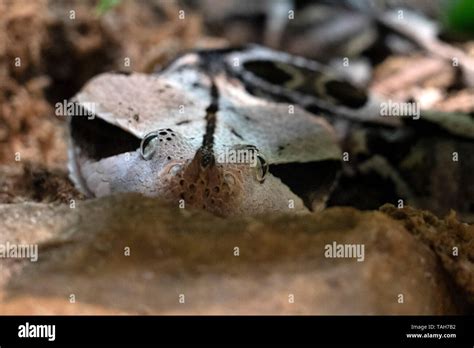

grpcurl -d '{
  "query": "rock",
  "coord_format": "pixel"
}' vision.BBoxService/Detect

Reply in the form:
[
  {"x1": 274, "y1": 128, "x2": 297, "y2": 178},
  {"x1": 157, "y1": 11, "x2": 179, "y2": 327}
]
[{"x1": 0, "y1": 194, "x2": 466, "y2": 314}]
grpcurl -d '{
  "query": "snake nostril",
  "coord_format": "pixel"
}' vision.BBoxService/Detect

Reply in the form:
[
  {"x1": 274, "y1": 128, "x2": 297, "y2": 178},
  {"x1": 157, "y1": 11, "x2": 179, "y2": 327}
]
[
  {"x1": 140, "y1": 131, "x2": 159, "y2": 160},
  {"x1": 224, "y1": 173, "x2": 236, "y2": 185},
  {"x1": 213, "y1": 186, "x2": 220, "y2": 193},
  {"x1": 168, "y1": 164, "x2": 182, "y2": 175}
]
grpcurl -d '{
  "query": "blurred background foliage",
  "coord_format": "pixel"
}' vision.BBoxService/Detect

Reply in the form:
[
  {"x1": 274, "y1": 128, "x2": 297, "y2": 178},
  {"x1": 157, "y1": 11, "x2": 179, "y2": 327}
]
[{"x1": 444, "y1": 0, "x2": 474, "y2": 37}]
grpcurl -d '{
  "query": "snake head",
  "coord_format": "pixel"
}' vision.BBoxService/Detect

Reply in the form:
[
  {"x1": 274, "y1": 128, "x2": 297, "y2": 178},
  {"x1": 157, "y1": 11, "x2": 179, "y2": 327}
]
[{"x1": 68, "y1": 52, "x2": 341, "y2": 216}]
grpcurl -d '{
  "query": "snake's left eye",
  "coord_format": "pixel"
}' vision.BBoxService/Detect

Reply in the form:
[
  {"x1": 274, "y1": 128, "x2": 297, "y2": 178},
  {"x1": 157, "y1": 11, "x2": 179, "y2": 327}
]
[
  {"x1": 239, "y1": 145, "x2": 268, "y2": 183},
  {"x1": 140, "y1": 131, "x2": 159, "y2": 160},
  {"x1": 255, "y1": 152, "x2": 268, "y2": 183}
]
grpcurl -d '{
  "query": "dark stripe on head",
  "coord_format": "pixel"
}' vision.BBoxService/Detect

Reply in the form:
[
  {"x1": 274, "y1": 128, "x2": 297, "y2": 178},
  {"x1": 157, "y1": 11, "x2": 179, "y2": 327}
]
[{"x1": 200, "y1": 79, "x2": 219, "y2": 167}]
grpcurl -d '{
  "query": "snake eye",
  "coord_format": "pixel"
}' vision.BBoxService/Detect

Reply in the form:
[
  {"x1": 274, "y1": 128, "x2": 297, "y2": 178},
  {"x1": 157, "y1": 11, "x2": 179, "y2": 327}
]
[
  {"x1": 255, "y1": 152, "x2": 268, "y2": 183},
  {"x1": 239, "y1": 145, "x2": 268, "y2": 183},
  {"x1": 140, "y1": 131, "x2": 159, "y2": 160}
]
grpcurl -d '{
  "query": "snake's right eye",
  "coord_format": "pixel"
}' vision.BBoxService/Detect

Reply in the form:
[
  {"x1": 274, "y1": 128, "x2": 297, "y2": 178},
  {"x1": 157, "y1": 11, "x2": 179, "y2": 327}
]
[
  {"x1": 140, "y1": 131, "x2": 159, "y2": 160},
  {"x1": 255, "y1": 152, "x2": 269, "y2": 183}
]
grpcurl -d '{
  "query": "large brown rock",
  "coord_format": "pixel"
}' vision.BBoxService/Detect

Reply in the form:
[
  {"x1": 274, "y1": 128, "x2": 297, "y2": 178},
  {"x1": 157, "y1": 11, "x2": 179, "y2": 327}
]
[{"x1": 0, "y1": 194, "x2": 467, "y2": 314}]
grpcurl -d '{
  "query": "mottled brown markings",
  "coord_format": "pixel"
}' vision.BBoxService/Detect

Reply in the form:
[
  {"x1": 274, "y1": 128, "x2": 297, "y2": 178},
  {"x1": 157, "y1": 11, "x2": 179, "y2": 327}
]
[{"x1": 243, "y1": 59, "x2": 368, "y2": 109}]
